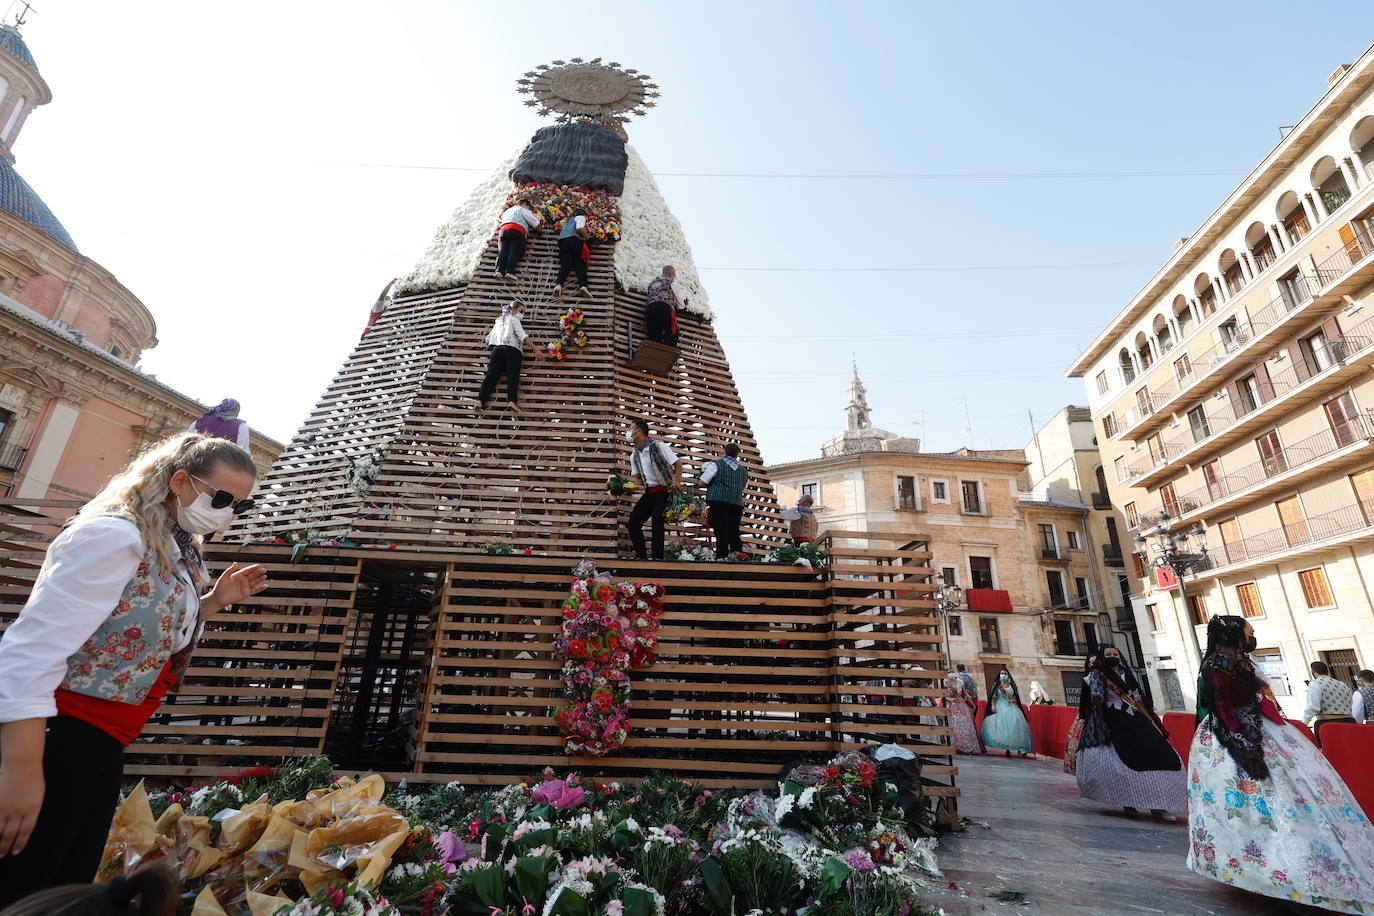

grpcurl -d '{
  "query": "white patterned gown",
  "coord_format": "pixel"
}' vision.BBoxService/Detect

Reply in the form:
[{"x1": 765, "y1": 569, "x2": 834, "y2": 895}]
[{"x1": 1188, "y1": 714, "x2": 1374, "y2": 911}]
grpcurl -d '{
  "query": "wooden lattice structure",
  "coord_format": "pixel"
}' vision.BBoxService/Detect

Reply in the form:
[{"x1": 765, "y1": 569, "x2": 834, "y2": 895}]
[
  {"x1": 0, "y1": 503, "x2": 953, "y2": 796},
  {"x1": 236, "y1": 232, "x2": 785, "y2": 556}
]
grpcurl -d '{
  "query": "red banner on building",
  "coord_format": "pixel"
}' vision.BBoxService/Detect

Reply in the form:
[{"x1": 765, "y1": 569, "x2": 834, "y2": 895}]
[{"x1": 1154, "y1": 565, "x2": 1180, "y2": 591}]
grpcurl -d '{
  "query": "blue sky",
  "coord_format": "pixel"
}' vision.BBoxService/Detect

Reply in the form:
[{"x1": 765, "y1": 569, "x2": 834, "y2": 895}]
[{"x1": 13, "y1": 1, "x2": 1374, "y2": 463}]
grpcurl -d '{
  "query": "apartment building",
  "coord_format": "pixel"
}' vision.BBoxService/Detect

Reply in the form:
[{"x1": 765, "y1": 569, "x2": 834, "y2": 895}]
[
  {"x1": 1022, "y1": 405, "x2": 1142, "y2": 665},
  {"x1": 768, "y1": 371, "x2": 1103, "y2": 702},
  {"x1": 1067, "y1": 50, "x2": 1374, "y2": 716}
]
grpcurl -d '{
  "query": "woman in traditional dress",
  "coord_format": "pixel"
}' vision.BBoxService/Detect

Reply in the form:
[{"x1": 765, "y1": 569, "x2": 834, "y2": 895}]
[
  {"x1": 1076, "y1": 644, "x2": 1186, "y2": 820},
  {"x1": 942, "y1": 672, "x2": 983, "y2": 755},
  {"x1": 1188, "y1": 615, "x2": 1374, "y2": 911},
  {"x1": 0, "y1": 435, "x2": 268, "y2": 906},
  {"x1": 1063, "y1": 652, "x2": 1096, "y2": 776},
  {"x1": 981, "y1": 667, "x2": 1032, "y2": 757},
  {"x1": 1028, "y1": 680, "x2": 1053, "y2": 705}
]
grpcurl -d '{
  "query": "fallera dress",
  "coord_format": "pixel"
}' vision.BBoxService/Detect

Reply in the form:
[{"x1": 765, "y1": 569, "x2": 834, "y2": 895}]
[
  {"x1": 1188, "y1": 692, "x2": 1374, "y2": 911},
  {"x1": 945, "y1": 686, "x2": 984, "y2": 755},
  {"x1": 1075, "y1": 669, "x2": 1187, "y2": 812},
  {"x1": 981, "y1": 685, "x2": 1032, "y2": 753}
]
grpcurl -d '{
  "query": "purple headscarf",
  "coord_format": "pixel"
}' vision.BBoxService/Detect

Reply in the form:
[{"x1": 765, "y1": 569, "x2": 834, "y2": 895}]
[{"x1": 193, "y1": 398, "x2": 244, "y2": 442}]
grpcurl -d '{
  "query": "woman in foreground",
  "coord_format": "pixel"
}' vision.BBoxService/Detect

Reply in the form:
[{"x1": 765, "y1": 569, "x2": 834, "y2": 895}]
[
  {"x1": 1188, "y1": 614, "x2": 1374, "y2": 911},
  {"x1": 0, "y1": 435, "x2": 268, "y2": 906}
]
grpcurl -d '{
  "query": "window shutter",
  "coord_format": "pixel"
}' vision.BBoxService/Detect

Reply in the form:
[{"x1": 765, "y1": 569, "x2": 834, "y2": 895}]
[
  {"x1": 1290, "y1": 335, "x2": 1313, "y2": 382},
  {"x1": 1225, "y1": 381, "x2": 1244, "y2": 419}
]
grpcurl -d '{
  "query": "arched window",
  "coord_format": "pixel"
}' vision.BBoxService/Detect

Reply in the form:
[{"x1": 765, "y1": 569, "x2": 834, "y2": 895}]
[
  {"x1": 1311, "y1": 156, "x2": 1351, "y2": 214},
  {"x1": 1219, "y1": 249, "x2": 1245, "y2": 295},
  {"x1": 0, "y1": 95, "x2": 24, "y2": 143},
  {"x1": 1352, "y1": 116, "x2": 1374, "y2": 179},
  {"x1": 1194, "y1": 273, "x2": 1217, "y2": 316},
  {"x1": 1118, "y1": 347, "x2": 1136, "y2": 385},
  {"x1": 1134, "y1": 331, "x2": 1153, "y2": 370},
  {"x1": 1246, "y1": 221, "x2": 1275, "y2": 272},
  {"x1": 1172, "y1": 294, "x2": 1193, "y2": 336},
  {"x1": 1277, "y1": 190, "x2": 1310, "y2": 245},
  {"x1": 1152, "y1": 313, "x2": 1172, "y2": 353}
]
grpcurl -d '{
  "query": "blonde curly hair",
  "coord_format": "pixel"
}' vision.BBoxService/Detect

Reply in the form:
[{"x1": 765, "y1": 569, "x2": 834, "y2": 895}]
[{"x1": 72, "y1": 433, "x2": 258, "y2": 581}]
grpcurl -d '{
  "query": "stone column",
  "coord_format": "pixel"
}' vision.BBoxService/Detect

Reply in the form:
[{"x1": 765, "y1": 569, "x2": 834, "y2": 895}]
[
  {"x1": 1213, "y1": 278, "x2": 1227, "y2": 305},
  {"x1": 1304, "y1": 192, "x2": 1325, "y2": 223},
  {"x1": 1240, "y1": 253, "x2": 1256, "y2": 280},
  {"x1": 14, "y1": 398, "x2": 81, "y2": 499},
  {"x1": 1268, "y1": 224, "x2": 1287, "y2": 255},
  {"x1": 1340, "y1": 156, "x2": 1361, "y2": 192}
]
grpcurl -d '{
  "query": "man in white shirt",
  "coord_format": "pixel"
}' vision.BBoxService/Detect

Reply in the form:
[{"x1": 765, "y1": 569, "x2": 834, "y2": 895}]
[
  {"x1": 477, "y1": 301, "x2": 544, "y2": 414},
  {"x1": 626, "y1": 418, "x2": 682, "y2": 560},
  {"x1": 1303, "y1": 660, "x2": 1355, "y2": 742},
  {"x1": 495, "y1": 198, "x2": 541, "y2": 278},
  {"x1": 1352, "y1": 669, "x2": 1374, "y2": 723}
]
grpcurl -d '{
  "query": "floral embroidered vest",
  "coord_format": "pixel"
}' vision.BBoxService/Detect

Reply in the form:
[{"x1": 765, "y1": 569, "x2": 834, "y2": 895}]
[{"x1": 59, "y1": 542, "x2": 197, "y2": 705}]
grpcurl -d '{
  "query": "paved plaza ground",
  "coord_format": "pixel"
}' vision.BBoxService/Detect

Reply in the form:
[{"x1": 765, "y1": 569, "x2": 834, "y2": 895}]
[{"x1": 920, "y1": 754, "x2": 1325, "y2": 915}]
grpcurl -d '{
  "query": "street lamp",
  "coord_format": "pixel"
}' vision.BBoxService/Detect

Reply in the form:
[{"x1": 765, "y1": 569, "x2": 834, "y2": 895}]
[
  {"x1": 1134, "y1": 511, "x2": 1209, "y2": 665},
  {"x1": 934, "y1": 574, "x2": 963, "y2": 668}
]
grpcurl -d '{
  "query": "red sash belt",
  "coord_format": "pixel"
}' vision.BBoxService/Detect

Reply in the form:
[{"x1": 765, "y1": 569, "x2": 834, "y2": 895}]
[
  {"x1": 500, "y1": 222, "x2": 527, "y2": 235},
  {"x1": 645, "y1": 485, "x2": 668, "y2": 494},
  {"x1": 55, "y1": 658, "x2": 177, "y2": 746}
]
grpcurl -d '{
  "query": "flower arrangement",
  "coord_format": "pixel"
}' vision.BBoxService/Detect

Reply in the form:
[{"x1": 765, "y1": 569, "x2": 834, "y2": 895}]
[
  {"x1": 106, "y1": 757, "x2": 942, "y2": 916},
  {"x1": 605, "y1": 474, "x2": 638, "y2": 498},
  {"x1": 505, "y1": 182, "x2": 622, "y2": 243},
  {"x1": 664, "y1": 490, "x2": 708, "y2": 524},
  {"x1": 551, "y1": 561, "x2": 665, "y2": 757},
  {"x1": 482, "y1": 540, "x2": 516, "y2": 555},
  {"x1": 665, "y1": 536, "x2": 714, "y2": 563},
  {"x1": 347, "y1": 441, "x2": 391, "y2": 498},
  {"x1": 547, "y1": 308, "x2": 589, "y2": 363},
  {"x1": 762, "y1": 540, "x2": 828, "y2": 571}
]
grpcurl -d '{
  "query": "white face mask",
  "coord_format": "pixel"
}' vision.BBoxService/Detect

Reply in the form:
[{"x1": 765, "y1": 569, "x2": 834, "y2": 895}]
[
  {"x1": 175, "y1": 481, "x2": 236, "y2": 535},
  {"x1": 626, "y1": 430, "x2": 637, "y2": 444}
]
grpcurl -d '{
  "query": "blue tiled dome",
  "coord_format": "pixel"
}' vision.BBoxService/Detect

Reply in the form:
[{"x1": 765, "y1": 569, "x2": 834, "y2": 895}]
[
  {"x1": 0, "y1": 157, "x2": 75, "y2": 251},
  {"x1": 0, "y1": 27, "x2": 38, "y2": 78}
]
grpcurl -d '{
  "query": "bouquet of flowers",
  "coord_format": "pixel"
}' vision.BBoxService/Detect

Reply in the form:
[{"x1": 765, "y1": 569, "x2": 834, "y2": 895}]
[
  {"x1": 547, "y1": 308, "x2": 590, "y2": 362},
  {"x1": 664, "y1": 537, "x2": 714, "y2": 563},
  {"x1": 505, "y1": 182, "x2": 622, "y2": 243},
  {"x1": 663, "y1": 490, "x2": 708, "y2": 524},
  {"x1": 763, "y1": 540, "x2": 828, "y2": 571},
  {"x1": 274, "y1": 881, "x2": 400, "y2": 916},
  {"x1": 605, "y1": 474, "x2": 638, "y2": 498},
  {"x1": 551, "y1": 562, "x2": 664, "y2": 757},
  {"x1": 547, "y1": 340, "x2": 567, "y2": 360},
  {"x1": 481, "y1": 540, "x2": 515, "y2": 555}
]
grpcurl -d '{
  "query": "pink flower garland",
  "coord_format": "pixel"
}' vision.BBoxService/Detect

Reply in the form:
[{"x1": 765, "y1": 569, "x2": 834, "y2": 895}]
[{"x1": 552, "y1": 562, "x2": 665, "y2": 756}]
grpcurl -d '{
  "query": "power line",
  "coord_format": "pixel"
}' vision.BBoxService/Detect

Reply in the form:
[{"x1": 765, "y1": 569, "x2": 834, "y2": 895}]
[
  {"x1": 698, "y1": 261, "x2": 1154, "y2": 272},
  {"x1": 328, "y1": 161, "x2": 1245, "y2": 181},
  {"x1": 721, "y1": 327, "x2": 1096, "y2": 341}
]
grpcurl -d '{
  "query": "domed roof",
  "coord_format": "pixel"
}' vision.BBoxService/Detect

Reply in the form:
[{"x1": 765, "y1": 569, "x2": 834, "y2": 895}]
[
  {"x1": 0, "y1": 157, "x2": 76, "y2": 251},
  {"x1": 0, "y1": 26, "x2": 39, "y2": 78}
]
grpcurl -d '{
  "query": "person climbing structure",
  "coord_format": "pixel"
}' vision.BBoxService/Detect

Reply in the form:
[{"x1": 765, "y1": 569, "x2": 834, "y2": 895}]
[
  {"x1": 644, "y1": 265, "x2": 684, "y2": 345},
  {"x1": 477, "y1": 301, "x2": 544, "y2": 415},
  {"x1": 495, "y1": 197, "x2": 541, "y2": 278},
  {"x1": 555, "y1": 208, "x2": 592, "y2": 300}
]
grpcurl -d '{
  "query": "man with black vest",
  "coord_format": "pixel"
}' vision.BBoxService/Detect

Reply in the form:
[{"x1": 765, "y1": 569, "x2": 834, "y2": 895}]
[
  {"x1": 699, "y1": 443, "x2": 749, "y2": 558},
  {"x1": 626, "y1": 418, "x2": 682, "y2": 560}
]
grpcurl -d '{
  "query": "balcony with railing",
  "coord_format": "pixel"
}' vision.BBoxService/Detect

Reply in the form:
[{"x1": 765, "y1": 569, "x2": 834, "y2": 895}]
[
  {"x1": 1124, "y1": 326, "x2": 1374, "y2": 488},
  {"x1": 1109, "y1": 274, "x2": 1318, "y2": 442},
  {"x1": 1091, "y1": 491, "x2": 1111, "y2": 509},
  {"x1": 1161, "y1": 415, "x2": 1374, "y2": 526},
  {"x1": 1102, "y1": 543, "x2": 1124, "y2": 566},
  {"x1": 0, "y1": 442, "x2": 26, "y2": 472},
  {"x1": 1201, "y1": 498, "x2": 1374, "y2": 577}
]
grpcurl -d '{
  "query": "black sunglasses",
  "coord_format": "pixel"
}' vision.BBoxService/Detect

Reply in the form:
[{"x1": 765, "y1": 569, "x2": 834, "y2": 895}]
[{"x1": 190, "y1": 474, "x2": 257, "y2": 515}]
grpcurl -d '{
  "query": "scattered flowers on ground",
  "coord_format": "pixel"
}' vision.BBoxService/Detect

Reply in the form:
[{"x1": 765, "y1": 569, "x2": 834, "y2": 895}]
[{"x1": 106, "y1": 754, "x2": 942, "y2": 916}]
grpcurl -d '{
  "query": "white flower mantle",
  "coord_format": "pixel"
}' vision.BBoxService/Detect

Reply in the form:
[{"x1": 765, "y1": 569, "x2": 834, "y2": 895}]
[{"x1": 397, "y1": 147, "x2": 712, "y2": 319}]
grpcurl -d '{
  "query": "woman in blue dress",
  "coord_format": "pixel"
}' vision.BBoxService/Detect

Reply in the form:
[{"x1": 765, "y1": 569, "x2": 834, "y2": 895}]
[{"x1": 981, "y1": 667, "x2": 1033, "y2": 757}]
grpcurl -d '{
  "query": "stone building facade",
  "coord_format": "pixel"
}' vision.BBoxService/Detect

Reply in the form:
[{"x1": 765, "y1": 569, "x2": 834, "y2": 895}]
[
  {"x1": 769, "y1": 371, "x2": 1104, "y2": 703},
  {"x1": 1067, "y1": 48, "x2": 1374, "y2": 716},
  {"x1": 0, "y1": 24, "x2": 279, "y2": 504}
]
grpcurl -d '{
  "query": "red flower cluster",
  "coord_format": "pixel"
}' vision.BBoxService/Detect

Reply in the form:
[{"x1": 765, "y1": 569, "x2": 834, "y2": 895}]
[{"x1": 551, "y1": 562, "x2": 666, "y2": 756}]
